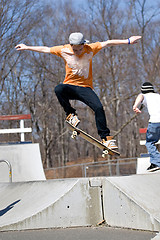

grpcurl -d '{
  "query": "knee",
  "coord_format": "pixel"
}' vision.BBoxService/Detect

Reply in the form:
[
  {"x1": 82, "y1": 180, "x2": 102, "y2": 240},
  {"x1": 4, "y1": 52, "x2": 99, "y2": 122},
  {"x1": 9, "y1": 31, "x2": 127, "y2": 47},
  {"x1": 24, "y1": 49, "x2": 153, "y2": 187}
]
[
  {"x1": 95, "y1": 105, "x2": 104, "y2": 114},
  {"x1": 54, "y1": 84, "x2": 64, "y2": 96}
]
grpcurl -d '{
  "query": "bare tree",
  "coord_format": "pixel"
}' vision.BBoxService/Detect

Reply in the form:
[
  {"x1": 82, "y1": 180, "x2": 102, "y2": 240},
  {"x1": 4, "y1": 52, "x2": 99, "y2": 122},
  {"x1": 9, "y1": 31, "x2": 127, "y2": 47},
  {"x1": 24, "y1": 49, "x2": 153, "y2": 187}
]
[{"x1": 1, "y1": 0, "x2": 160, "y2": 168}]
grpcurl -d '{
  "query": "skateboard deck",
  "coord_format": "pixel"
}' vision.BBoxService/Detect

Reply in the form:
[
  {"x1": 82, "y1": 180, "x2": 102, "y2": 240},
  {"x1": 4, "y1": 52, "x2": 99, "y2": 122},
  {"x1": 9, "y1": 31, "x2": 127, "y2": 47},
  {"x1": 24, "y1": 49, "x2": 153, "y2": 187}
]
[{"x1": 66, "y1": 120, "x2": 120, "y2": 157}]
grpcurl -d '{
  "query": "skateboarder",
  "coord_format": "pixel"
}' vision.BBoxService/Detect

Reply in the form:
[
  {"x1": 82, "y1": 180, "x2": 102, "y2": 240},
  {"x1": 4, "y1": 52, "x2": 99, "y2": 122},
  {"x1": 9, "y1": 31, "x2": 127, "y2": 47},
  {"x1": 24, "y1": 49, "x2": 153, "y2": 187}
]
[
  {"x1": 133, "y1": 82, "x2": 160, "y2": 172},
  {"x1": 15, "y1": 32, "x2": 141, "y2": 150}
]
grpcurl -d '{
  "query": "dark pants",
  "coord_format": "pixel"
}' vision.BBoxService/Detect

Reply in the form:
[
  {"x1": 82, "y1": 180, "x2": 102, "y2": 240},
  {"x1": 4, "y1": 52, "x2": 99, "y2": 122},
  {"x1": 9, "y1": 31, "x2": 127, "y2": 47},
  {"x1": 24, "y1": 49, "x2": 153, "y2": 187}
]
[{"x1": 54, "y1": 84, "x2": 110, "y2": 139}]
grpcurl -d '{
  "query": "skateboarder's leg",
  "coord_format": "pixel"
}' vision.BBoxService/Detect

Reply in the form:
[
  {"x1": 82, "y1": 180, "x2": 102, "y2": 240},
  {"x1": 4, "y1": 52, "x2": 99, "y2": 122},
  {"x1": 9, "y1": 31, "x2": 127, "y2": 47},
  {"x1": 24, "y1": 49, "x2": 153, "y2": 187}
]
[
  {"x1": 54, "y1": 84, "x2": 76, "y2": 115},
  {"x1": 54, "y1": 84, "x2": 80, "y2": 126},
  {"x1": 75, "y1": 87, "x2": 110, "y2": 138},
  {"x1": 74, "y1": 87, "x2": 118, "y2": 149},
  {"x1": 146, "y1": 123, "x2": 160, "y2": 170}
]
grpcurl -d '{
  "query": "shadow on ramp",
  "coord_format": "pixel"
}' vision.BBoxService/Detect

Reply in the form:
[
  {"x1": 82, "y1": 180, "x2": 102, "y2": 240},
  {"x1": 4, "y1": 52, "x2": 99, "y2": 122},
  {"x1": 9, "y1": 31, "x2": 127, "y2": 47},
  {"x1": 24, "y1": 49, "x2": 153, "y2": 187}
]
[{"x1": 0, "y1": 200, "x2": 21, "y2": 216}]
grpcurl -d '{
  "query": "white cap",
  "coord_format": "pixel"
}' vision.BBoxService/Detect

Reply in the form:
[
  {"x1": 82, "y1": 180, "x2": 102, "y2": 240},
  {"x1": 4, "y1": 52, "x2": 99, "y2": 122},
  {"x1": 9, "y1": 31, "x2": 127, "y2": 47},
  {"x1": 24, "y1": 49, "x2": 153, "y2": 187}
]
[{"x1": 69, "y1": 32, "x2": 89, "y2": 45}]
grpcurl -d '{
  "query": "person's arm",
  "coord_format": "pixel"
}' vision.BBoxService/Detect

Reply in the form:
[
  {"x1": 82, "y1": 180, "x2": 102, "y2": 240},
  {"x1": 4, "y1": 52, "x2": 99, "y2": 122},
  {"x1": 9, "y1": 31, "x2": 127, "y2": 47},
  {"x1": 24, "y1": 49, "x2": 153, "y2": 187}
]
[
  {"x1": 15, "y1": 43, "x2": 51, "y2": 53},
  {"x1": 133, "y1": 93, "x2": 144, "y2": 113},
  {"x1": 100, "y1": 36, "x2": 141, "y2": 48}
]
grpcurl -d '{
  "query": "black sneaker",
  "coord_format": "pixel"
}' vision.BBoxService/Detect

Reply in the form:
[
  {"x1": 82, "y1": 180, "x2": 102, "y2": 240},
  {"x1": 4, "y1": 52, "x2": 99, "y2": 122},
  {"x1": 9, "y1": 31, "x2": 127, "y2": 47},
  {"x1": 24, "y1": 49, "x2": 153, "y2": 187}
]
[{"x1": 147, "y1": 163, "x2": 160, "y2": 172}]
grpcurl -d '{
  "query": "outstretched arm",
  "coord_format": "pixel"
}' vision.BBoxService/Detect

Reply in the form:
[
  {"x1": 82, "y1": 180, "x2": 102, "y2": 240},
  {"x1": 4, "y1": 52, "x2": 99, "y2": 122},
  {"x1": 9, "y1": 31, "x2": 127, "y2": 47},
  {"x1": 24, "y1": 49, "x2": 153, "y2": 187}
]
[
  {"x1": 133, "y1": 93, "x2": 144, "y2": 113},
  {"x1": 100, "y1": 36, "x2": 141, "y2": 48},
  {"x1": 15, "y1": 44, "x2": 51, "y2": 53}
]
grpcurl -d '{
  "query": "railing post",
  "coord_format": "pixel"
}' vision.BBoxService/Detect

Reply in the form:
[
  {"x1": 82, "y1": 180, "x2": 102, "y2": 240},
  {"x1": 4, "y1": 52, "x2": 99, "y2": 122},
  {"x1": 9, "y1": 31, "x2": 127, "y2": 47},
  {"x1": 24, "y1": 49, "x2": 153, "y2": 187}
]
[
  {"x1": 84, "y1": 165, "x2": 88, "y2": 177},
  {"x1": 20, "y1": 119, "x2": 25, "y2": 142}
]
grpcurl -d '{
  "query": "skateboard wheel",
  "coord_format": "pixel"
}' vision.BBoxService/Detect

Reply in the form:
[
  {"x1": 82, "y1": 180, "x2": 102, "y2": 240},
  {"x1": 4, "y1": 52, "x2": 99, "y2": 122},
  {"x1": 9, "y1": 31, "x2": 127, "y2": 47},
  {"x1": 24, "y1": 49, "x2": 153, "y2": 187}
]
[
  {"x1": 71, "y1": 130, "x2": 77, "y2": 139},
  {"x1": 103, "y1": 149, "x2": 108, "y2": 154},
  {"x1": 102, "y1": 149, "x2": 108, "y2": 157}
]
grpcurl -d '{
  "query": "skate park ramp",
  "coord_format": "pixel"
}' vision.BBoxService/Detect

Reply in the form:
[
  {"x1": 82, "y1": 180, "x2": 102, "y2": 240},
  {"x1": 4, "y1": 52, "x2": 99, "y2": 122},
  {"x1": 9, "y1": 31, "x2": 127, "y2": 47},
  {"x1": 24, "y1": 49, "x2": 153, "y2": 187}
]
[
  {"x1": 0, "y1": 143, "x2": 46, "y2": 182},
  {"x1": 137, "y1": 157, "x2": 150, "y2": 174},
  {"x1": 0, "y1": 174, "x2": 160, "y2": 232},
  {"x1": 103, "y1": 172, "x2": 160, "y2": 231},
  {"x1": 0, "y1": 178, "x2": 103, "y2": 231}
]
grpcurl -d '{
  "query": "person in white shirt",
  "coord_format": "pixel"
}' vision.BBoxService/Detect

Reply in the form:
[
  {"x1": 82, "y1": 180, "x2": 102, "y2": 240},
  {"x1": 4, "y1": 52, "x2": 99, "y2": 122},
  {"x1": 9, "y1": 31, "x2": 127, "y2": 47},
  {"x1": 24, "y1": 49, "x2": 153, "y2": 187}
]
[{"x1": 133, "y1": 82, "x2": 160, "y2": 172}]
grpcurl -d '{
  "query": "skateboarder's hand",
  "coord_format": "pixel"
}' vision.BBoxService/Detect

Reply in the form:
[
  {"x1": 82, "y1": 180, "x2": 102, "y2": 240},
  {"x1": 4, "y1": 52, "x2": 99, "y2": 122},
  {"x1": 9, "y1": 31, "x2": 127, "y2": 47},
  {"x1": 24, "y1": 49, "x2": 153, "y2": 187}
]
[
  {"x1": 129, "y1": 36, "x2": 141, "y2": 44},
  {"x1": 15, "y1": 44, "x2": 28, "y2": 51},
  {"x1": 133, "y1": 106, "x2": 141, "y2": 113}
]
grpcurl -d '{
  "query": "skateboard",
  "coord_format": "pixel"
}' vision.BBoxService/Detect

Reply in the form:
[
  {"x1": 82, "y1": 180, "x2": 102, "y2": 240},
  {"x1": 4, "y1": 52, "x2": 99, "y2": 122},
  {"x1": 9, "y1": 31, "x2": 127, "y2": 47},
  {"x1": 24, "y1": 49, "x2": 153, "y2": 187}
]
[{"x1": 66, "y1": 120, "x2": 120, "y2": 157}]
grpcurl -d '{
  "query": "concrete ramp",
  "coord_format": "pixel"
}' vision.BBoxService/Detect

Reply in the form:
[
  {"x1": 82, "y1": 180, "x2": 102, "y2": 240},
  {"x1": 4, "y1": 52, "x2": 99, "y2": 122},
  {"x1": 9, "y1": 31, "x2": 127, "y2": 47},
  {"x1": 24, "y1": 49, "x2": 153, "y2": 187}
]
[
  {"x1": 0, "y1": 174, "x2": 160, "y2": 232},
  {"x1": 0, "y1": 178, "x2": 103, "y2": 231},
  {"x1": 0, "y1": 143, "x2": 46, "y2": 182},
  {"x1": 137, "y1": 157, "x2": 150, "y2": 174},
  {"x1": 103, "y1": 172, "x2": 160, "y2": 231}
]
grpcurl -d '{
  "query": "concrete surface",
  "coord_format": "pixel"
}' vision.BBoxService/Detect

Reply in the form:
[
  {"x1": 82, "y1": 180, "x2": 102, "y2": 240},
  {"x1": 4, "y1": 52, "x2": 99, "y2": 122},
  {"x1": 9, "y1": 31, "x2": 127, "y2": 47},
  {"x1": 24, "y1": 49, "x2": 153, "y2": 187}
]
[
  {"x1": 0, "y1": 227, "x2": 156, "y2": 240},
  {"x1": 0, "y1": 143, "x2": 46, "y2": 182},
  {"x1": 103, "y1": 172, "x2": 160, "y2": 231},
  {"x1": 0, "y1": 143, "x2": 160, "y2": 234},
  {"x1": 0, "y1": 174, "x2": 160, "y2": 232},
  {"x1": 152, "y1": 232, "x2": 160, "y2": 239},
  {"x1": 0, "y1": 178, "x2": 103, "y2": 231}
]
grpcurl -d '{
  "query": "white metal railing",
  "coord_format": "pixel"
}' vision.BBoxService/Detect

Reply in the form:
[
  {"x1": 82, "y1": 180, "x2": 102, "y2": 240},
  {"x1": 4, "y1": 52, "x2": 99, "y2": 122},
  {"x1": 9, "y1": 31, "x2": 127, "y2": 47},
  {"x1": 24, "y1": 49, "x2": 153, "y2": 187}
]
[
  {"x1": 0, "y1": 114, "x2": 32, "y2": 142},
  {"x1": 0, "y1": 160, "x2": 12, "y2": 182}
]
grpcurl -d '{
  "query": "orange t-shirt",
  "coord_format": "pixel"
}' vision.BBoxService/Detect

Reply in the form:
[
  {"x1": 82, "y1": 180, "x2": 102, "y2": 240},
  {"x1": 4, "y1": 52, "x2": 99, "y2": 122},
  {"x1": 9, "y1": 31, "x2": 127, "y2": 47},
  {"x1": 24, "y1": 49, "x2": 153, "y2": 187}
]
[{"x1": 50, "y1": 42, "x2": 102, "y2": 89}]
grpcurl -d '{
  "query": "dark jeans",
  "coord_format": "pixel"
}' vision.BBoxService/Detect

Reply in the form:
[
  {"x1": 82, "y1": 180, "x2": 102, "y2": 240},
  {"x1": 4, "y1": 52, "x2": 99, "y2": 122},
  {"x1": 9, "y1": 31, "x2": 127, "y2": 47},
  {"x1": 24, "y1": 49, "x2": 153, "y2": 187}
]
[{"x1": 54, "y1": 84, "x2": 110, "y2": 139}]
